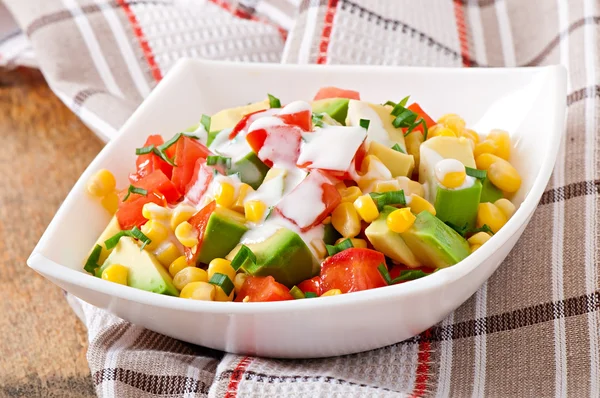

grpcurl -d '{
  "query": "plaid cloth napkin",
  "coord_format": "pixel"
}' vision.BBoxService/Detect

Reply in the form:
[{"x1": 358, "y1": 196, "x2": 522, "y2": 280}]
[{"x1": 5, "y1": 0, "x2": 600, "y2": 396}]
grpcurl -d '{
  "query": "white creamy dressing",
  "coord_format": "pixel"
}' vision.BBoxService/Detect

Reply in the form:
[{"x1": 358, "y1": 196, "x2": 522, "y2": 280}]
[
  {"x1": 196, "y1": 173, "x2": 243, "y2": 209},
  {"x1": 190, "y1": 123, "x2": 209, "y2": 146},
  {"x1": 346, "y1": 100, "x2": 391, "y2": 146},
  {"x1": 276, "y1": 172, "x2": 327, "y2": 229},
  {"x1": 296, "y1": 125, "x2": 366, "y2": 171},
  {"x1": 257, "y1": 126, "x2": 301, "y2": 165},
  {"x1": 208, "y1": 127, "x2": 232, "y2": 150},
  {"x1": 245, "y1": 173, "x2": 286, "y2": 208},
  {"x1": 248, "y1": 116, "x2": 286, "y2": 133},
  {"x1": 279, "y1": 100, "x2": 311, "y2": 115}
]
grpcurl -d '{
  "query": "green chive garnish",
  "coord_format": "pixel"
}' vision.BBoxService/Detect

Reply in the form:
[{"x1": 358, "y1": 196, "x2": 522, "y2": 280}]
[
  {"x1": 465, "y1": 167, "x2": 487, "y2": 179},
  {"x1": 122, "y1": 185, "x2": 148, "y2": 201},
  {"x1": 84, "y1": 244, "x2": 102, "y2": 274},
  {"x1": 230, "y1": 245, "x2": 257, "y2": 271},
  {"x1": 391, "y1": 143, "x2": 405, "y2": 153},
  {"x1": 268, "y1": 94, "x2": 281, "y2": 108},
  {"x1": 312, "y1": 113, "x2": 324, "y2": 128},
  {"x1": 378, "y1": 263, "x2": 392, "y2": 285},
  {"x1": 378, "y1": 263, "x2": 429, "y2": 285},
  {"x1": 104, "y1": 227, "x2": 152, "y2": 251},
  {"x1": 469, "y1": 224, "x2": 494, "y2": 235},
  {"x1": 206, "y1": 155, "x2": 232, "y2": 169},
  {"x1": 359, "y1": 119, "x2": 370, "y2": 130},
  {"x1": 289, "y1": 286, "x2": 306, "y2": 299},
  {"x1": 369, "y1": 190, "x2": 406, "y2": 211},
  {"x1": 325, "y1": 238, "x2": 354, "y2": 257},
  {"x1": 304, "y1": 292, "x2": 318, "y2": 298},
  {"x1": 135, "y1": 145, "x2": 154, "y2": 155},
  {"x1": 209, "y1": 273, "x2": 234, "y2": 296},
  {"x1": 200, "y1": 114, "x2": 211, "y2": 132}
]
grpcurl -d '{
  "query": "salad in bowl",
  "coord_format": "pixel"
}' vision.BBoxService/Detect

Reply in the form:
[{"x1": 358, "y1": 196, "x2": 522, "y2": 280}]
[{"x1": 83, "y1": 86, "x2": 522, "y2": 304}]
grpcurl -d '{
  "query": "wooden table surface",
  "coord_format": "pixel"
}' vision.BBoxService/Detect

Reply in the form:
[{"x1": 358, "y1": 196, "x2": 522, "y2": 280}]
[{"x1": 0, "y1": 68, "x2": 100, "y2": 397}]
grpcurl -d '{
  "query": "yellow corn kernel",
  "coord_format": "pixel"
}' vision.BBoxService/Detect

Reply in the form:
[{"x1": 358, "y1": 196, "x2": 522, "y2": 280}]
[
  {"x1": 335, "y1": 237, "x2": 368, "y2": 249},
  {"x1": 142, "y1": 202, "x2": 171, "y2": 220},
  {"x1": 387, "y1": 208, "x2": 416, "y2": 233},
  {"x1": 488, "y1": 129, "x2": 511, "y2": 160},
  {"x1": 474, "y1": 140, "x2": 498, "y2": 158},
  {"x1": 321, "y1": 289, "x2": 342, "y2": 297},
  {"x1": 322, "y1": 216, "x2": 332, "y2": 224},
  {"x1": 488, "y1": 161, "x2": 521, "y2": 193},
  {"x1": 475, "y1": 153, "x2": 504, "y2": 171},
  {"x1": 140, "y1": 220, "x2": 169, "y2": 250},
  {"x1": 174, "y1": 221, "x2": 199, "y2": 248},
  {"x1": 173, "y1": 266, "x2": 209, "y2": 291},
  {"x1": 207, "y1": 258, "x2": 236, "y2": 282},
  {"x1": 213, "y1": 285, "x2": 234, "y2": 302},
  {"x1": 244, "y1": 200, "x2": 267, "y2": 223},
  {"x1": 101, "y1": 264, "x2": 128, "y2": 285},
  {"x1": 438, "y1": 170, "x2": 466, "y2": 189},
  {"x1": 170, "y1": 204, "x2": 197, "y2": 230},
  {"x1": 470, "y1": 244, "x2": 482, "y2": 253},
  {"x1": 477, "y1": 203, "x2": 508, "y2": 234},
  {"x1": 331, "y1": 202, "x2": 361, "y2": 238},
  {"x1": 101, "y1": 191, "x2": 119, "y2": 214},
  {"x1": 310, "y1": 239, "x2": 328, "y2": 259},
  {"x1": 168, "y1": 256, "x2": 189, "y2": 277},
  {"x1": 86, "y1": 169, "x2": 116, "y2": 198},
  {"x1": 409, "y1": 194, "x2": 436, "y2": 216},
  {"x1": 437, "y1": 113, "x2": 460, "y2": 125},
  {"x1": 396, "y1": 177, "x2": 425, "y2": 197},
  {"x1": 180, "y1": 281, "x2": 215, "y2": 301},
  {"x1": 215, "y1": 182, "x2": 236, "y2": 208},
  {"x1": 429, "y1": 124, "x2": 457, "y2": 138},
  {"x1": 233, "y1": 273, "x2": 248, "y2": 294},
  {"x1": 232, "y1": 183, "x2": 254, "y2": 213},
  {"x1": 154, "y1": 242, "x2": 181, "y2": 267},
  {"x1": 461, "y1": 128, "x2": 480, "y2": 144},
  {"x1": 338, "y1": 186, "x2": 363, "y2": 203},
  {"x1": 494, "y1": 198, "x2": 516, "y2": 219},
  {"x1": 440, "y1": 114, "x2": 466, "y2": 134},
  {"x1": 353, "y1": 194, "x2": 379, "y2": 222},
  {"x1": 468, "y1": 232, "x2": 492, "y2": 246}
]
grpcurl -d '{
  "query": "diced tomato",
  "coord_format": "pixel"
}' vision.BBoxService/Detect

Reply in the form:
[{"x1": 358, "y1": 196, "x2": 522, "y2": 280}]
[
  {"x1": 116, "y1": 191, "x2": 166, "y2": 230},
  {"x1": 407, "y1": 103, "x2": 436, "y2": 133},
  {"x1": 184, "y1": 201, "x2": 216, "y2": 265},
  {"x1": 246, "y1": 125, "x2": 303, "y2": 168},
  {"x1": 128, "y1": 170, "x2": 181, "y2": 204},
  {"x1": 229, "y1": 109, "x2": 269, "y2": 140},
  {"x1": 185, "y1": 159, "x2": 214, "y2": 205},
  {"x1": 130, "y1": 135, "x2": 174, "y2": 181},
  {"x1": 171, "y1": 137, "x2": 212, "y2": 194},
  {"x1": 320, "y1": 248, "x2": 387, "y2": 293},
  {"x1": 297, "y1": 276, "x2": 322, "y2": 296},
  {"x1": 235, "y1": 276, "x2": 294, "y2": 302},
  {"x1": 314, "y1": 87, "x2": 360, "y2": 101},
  {"x1": 276, "y1": 170, "x2": 341, "y2": 231},
  {"x1": 278, "y1": 109, "x2": 312, "y2": 131}
]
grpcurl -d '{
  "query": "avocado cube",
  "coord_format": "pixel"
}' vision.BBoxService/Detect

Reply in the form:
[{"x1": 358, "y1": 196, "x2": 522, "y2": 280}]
[
  {"x1": 197, "y1": 207, "x2": 248, "y2": 265},
  {"x1": 228, "y1": 152, "x2": 270, "y2": 190},
  {"x1": 434, "y1": 179, "x2": 482, "y2": 230},
  {"x1": 311, "y1": 98, "x2": 349, "y2": 125},
  {"x1": 367, "y1": 141, "x2": 415, "y2": 177}
]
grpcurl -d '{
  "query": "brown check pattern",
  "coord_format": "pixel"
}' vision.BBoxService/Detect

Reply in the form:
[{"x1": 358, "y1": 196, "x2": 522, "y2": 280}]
[{"x1": 4, "y1": 0, "x2": 600, "y2": 396}]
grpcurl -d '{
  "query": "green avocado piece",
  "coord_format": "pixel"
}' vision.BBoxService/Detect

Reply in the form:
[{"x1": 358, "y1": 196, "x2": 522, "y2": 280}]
[
  {"x1": 98, "y1": 237, "x2": 179, "y2": 296},
  {"x1": 228, "y1": 152, "x2": 270, "y2": 190},
  {"x1": 311, "y1": 98, "x2": 350, "y2": 125},
  {"x1": 399, "y1": 211, "x2": 470, "y2": 269},
  {"x1": 365, "y1": 208, "x2": 421, "y2": 267},
  {"x1": 480, "y1": 177, "x2": 503, "y2": 203},
  {"x1": 434, "y1": 179, "x2": 482, "y2": 230},
  {"x1": 323, "y1": 223, "x2": 341, "y2": 245},
  {"x1": 227, "y1": 227, "x2": 319, "y2": 288},
  {"x1": 197, "y1": 207, "x2": 248, "y2": 265}
]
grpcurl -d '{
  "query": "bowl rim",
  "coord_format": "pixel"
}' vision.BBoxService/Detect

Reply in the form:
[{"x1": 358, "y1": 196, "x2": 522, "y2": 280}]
[{"x1": 28, "y1": 59, "x2": 567, "y2": 314}]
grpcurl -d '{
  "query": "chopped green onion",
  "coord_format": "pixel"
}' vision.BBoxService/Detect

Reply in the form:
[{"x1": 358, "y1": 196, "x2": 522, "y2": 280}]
[
  {"x1": 209, "y1": 273, "x2": 234, "y2": 296},
  {"x1": 392, "y1": 109, "x2": 418, "y2": 128},
  {"x1": 268, "y1": 94, "x2": 281, "y2": 108},
  {"x1": 382, "y1": 100, "x2": 397, "y2": 107},
  {"x1": 265, "y1": 206, "x2": 275, "y2": 220},
  {"x1": 398, "y1": 96, "x2": 410, "y2": 108},
  {"x1": 325, "y1": 238, "x2": 354, "y2": 257},
  {"x1": 152, "y1": 146, "x2": 177, "y2": 166},
  {"x1": 160, "y1": 133, "x2": 183, "y2": 152},
  {"x1": 469, "y1": 224, "x2": 494, "y2": 235},
  {"x1": 289, "y1": 286, "x2": 306, "y2": 299},
  {"x1": 230, "y1": 245, "x2": 257, "y2": 271},
  {"x1": 391, "y1": 143, "x2": 405, "y2": 154},
  {"x1": 390, "y1": 96, "x2": 411, "y2": 117},
  {"x1": 104, "y1": 227, "x2": 152, "y2": 250},
  {"x1": 378, "y1": 264, "x2": 392, "y2": 285},
  {"x1": 84, "y1": 244, "x2": 103, "y2": 274},
  {"x1": 206, "y1": 155, "x2": 232, "y2": 169},
  {"x1": 359, "y1": 119, "x2": 370, "y2": 130},
  {"x1": 465, "y1": 167, "x2": 487, "y2": 179},
  {"x1": 122, "y1": 185, "x2": 148, "y2": 201},
  {"x1": 305, "y1": 292, "x2": 318, "y2": 298},
  {"x1": 391, "y1": 270, "x2": 429, "y2": 283},
  {"x1": 445, "y1": 221, "x2": 469, "y2": 237},
  {"x1": 369, "y1": 190, "x2": 406, "y2": 211},
  {"x1": 135, "y1": 145, "x2": 155, "y2": 155},
  {"x1": 312, "y1": 113, "x2": 324, "y2": 128},
  {"x1": 200, "y1": 114, "x2": 211, "y2": 132}
]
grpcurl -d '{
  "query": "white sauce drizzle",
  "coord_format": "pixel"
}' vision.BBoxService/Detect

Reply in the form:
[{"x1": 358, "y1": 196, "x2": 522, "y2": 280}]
[
  {"x1": 248, "y1": 116, "x2": 286, "y2": 133},
  {"x1": 276, "y1": 173, "x2": 327, "y2": 229},
  {"x1": 279, "y1": 100, "x2": 311, "y2": 115},
  {"x1": 346, "y1": 100, "x2": 390, "y2": 146},
  {"x1": 190, "y1": 123, "x2": 209, "y2": 146},
  {"x1": 296, "y1": 126, "x2": 366, "y2": 171}
]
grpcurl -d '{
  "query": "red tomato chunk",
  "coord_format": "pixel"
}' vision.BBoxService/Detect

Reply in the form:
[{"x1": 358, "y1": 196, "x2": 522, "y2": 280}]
[
  {"x1": 320, "y1": 248, "x2": 387, "y2": 293},
  {"x1": 235, "y1": 276, "x2": 294, "y2": 302}
]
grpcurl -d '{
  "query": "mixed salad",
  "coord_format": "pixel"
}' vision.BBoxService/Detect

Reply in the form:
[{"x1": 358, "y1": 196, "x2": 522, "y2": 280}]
[{"x1": 84, "y1": 87, "x2": 522, "y2": 302}]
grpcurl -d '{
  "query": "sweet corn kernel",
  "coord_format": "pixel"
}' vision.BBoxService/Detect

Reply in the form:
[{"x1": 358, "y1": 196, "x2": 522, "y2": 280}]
[
  {"x1": 488, "y1": 161, "x2": 521, "y2": 193},
  {"x1": 477, "y1": 203, "x2": 508, "y2": 234},
  {"x1": 335, "y1": 237, "x2": 367, "y2": 248},
  {"x1": 154, "y1": 242, "x2": 181, "y2": 267},
  {"x1": 86, "y1": 169, "x2": 116, "y2": 198},
  {"x1": 232, "y1": 183, "x2": 254, "y2": 213},
  {"x1": 215, "y1": 182, "x2": 236, "y2": 208},
  {"x1": 170, "y1": 204, "x2": 197, "y2": 230},
  {"x1": 321, "y1": 289, "x2": 342, "y2": 297},
  {"x1": 396, "y1": 177, "x2": 425, "y2": 197},
  {"x1": 409, "y1": 194, "x2": 436, "y2": 216},
  {"x1": 461, "y1": 128, "x2": 480, "y2": 144},
  {"x1": 174, "y1": 221, "x2": 199, "y2": 248},
  {"x1": 494, "y1": 198, "x2": 516, "y2": 219},
  {"x1": 142, "y1": 202, "x2": 171, "y2": 220},
  {"x1": 169, "y1": 256, "x2": 189, "y2": 277},
  {"x1": 101, "y1": 264, "x2": 128, "y2": 285},
  {"x1": 244, "y1": 200, "x2": 267, "y2": 223},
  {"x1": 173, "y1": 266, "x2": 208, "y2": 291},
  {"x1": 310, "y1": 239, "x2": 328, "y2": 259},
  {"x1": 468, "y1": 232, "x2": 492, "y2": 246},
  {"x1": 437, "y1": 113, "x2": 460, "y2": 125},
  {"x1": 338, "y1": 186, "x2": 363, "y2": 203},
  {"x1": 429, "y1": 124, "x2": 456, "y2": 138},
  {"x1": 440, "y1": 114, "x2": 466, "y2": 134},
  {"x1": 180, "y1": 281, "x2": 215, "y2": 301},
  {"x1": 474, "y1": 140, "x2": 498, "y2": 158},
  {"x1": 101, "y1": 191, "x2": 119, "y2": 214},
  {"x1": 353, "y1": 194, "x2": 379, "y2": 222},
  {"x1": 207, "y1": 258, "x2": 236, "y2": 282},
  {"x1": 470, "y1": 244, "x2": 482, "y2": 253},
  {"x1": 214, "y1": 285, "x2": 234, "y2": 302},
  {"x1": 387, "y1": 208, "x2": 416, "y2": 233},
  {"x1": 488, "y1": 129, "x2": 511, "y2": 160},
  {"x1": 140, "y1": 220, "x2": 170, "y2": 250},
  {"x1": 233, "y1": 273, "x2": 248, "y2": 294},
  {"x1": 331, "y1": 202, "x2": 361, "y2": 238},
  {"x1": 475, "y1": 153, "x2": 504, "y2": 171},
  {"x1": 438, "y1": 170, "x2": 466, "y2": 189},
  {"x1": 322, "y1": 216, "x2": 332, "y2": 224}
]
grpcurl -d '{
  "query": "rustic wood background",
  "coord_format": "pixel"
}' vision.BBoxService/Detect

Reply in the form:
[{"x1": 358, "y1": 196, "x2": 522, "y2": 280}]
[{"x1": 0, "y1": 67, "x2": 99, "y2": 397}]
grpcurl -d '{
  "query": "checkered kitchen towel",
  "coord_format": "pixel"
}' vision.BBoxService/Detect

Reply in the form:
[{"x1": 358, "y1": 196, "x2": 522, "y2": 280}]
[{"x1": 4, "y1": 0, "x2": 600, "y2": 396}]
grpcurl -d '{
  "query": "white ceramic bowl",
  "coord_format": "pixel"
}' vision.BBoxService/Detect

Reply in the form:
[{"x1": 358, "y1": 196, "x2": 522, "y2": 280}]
[{"x1": 28, "y1": 60, "x2": 566, "y2": 358}]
